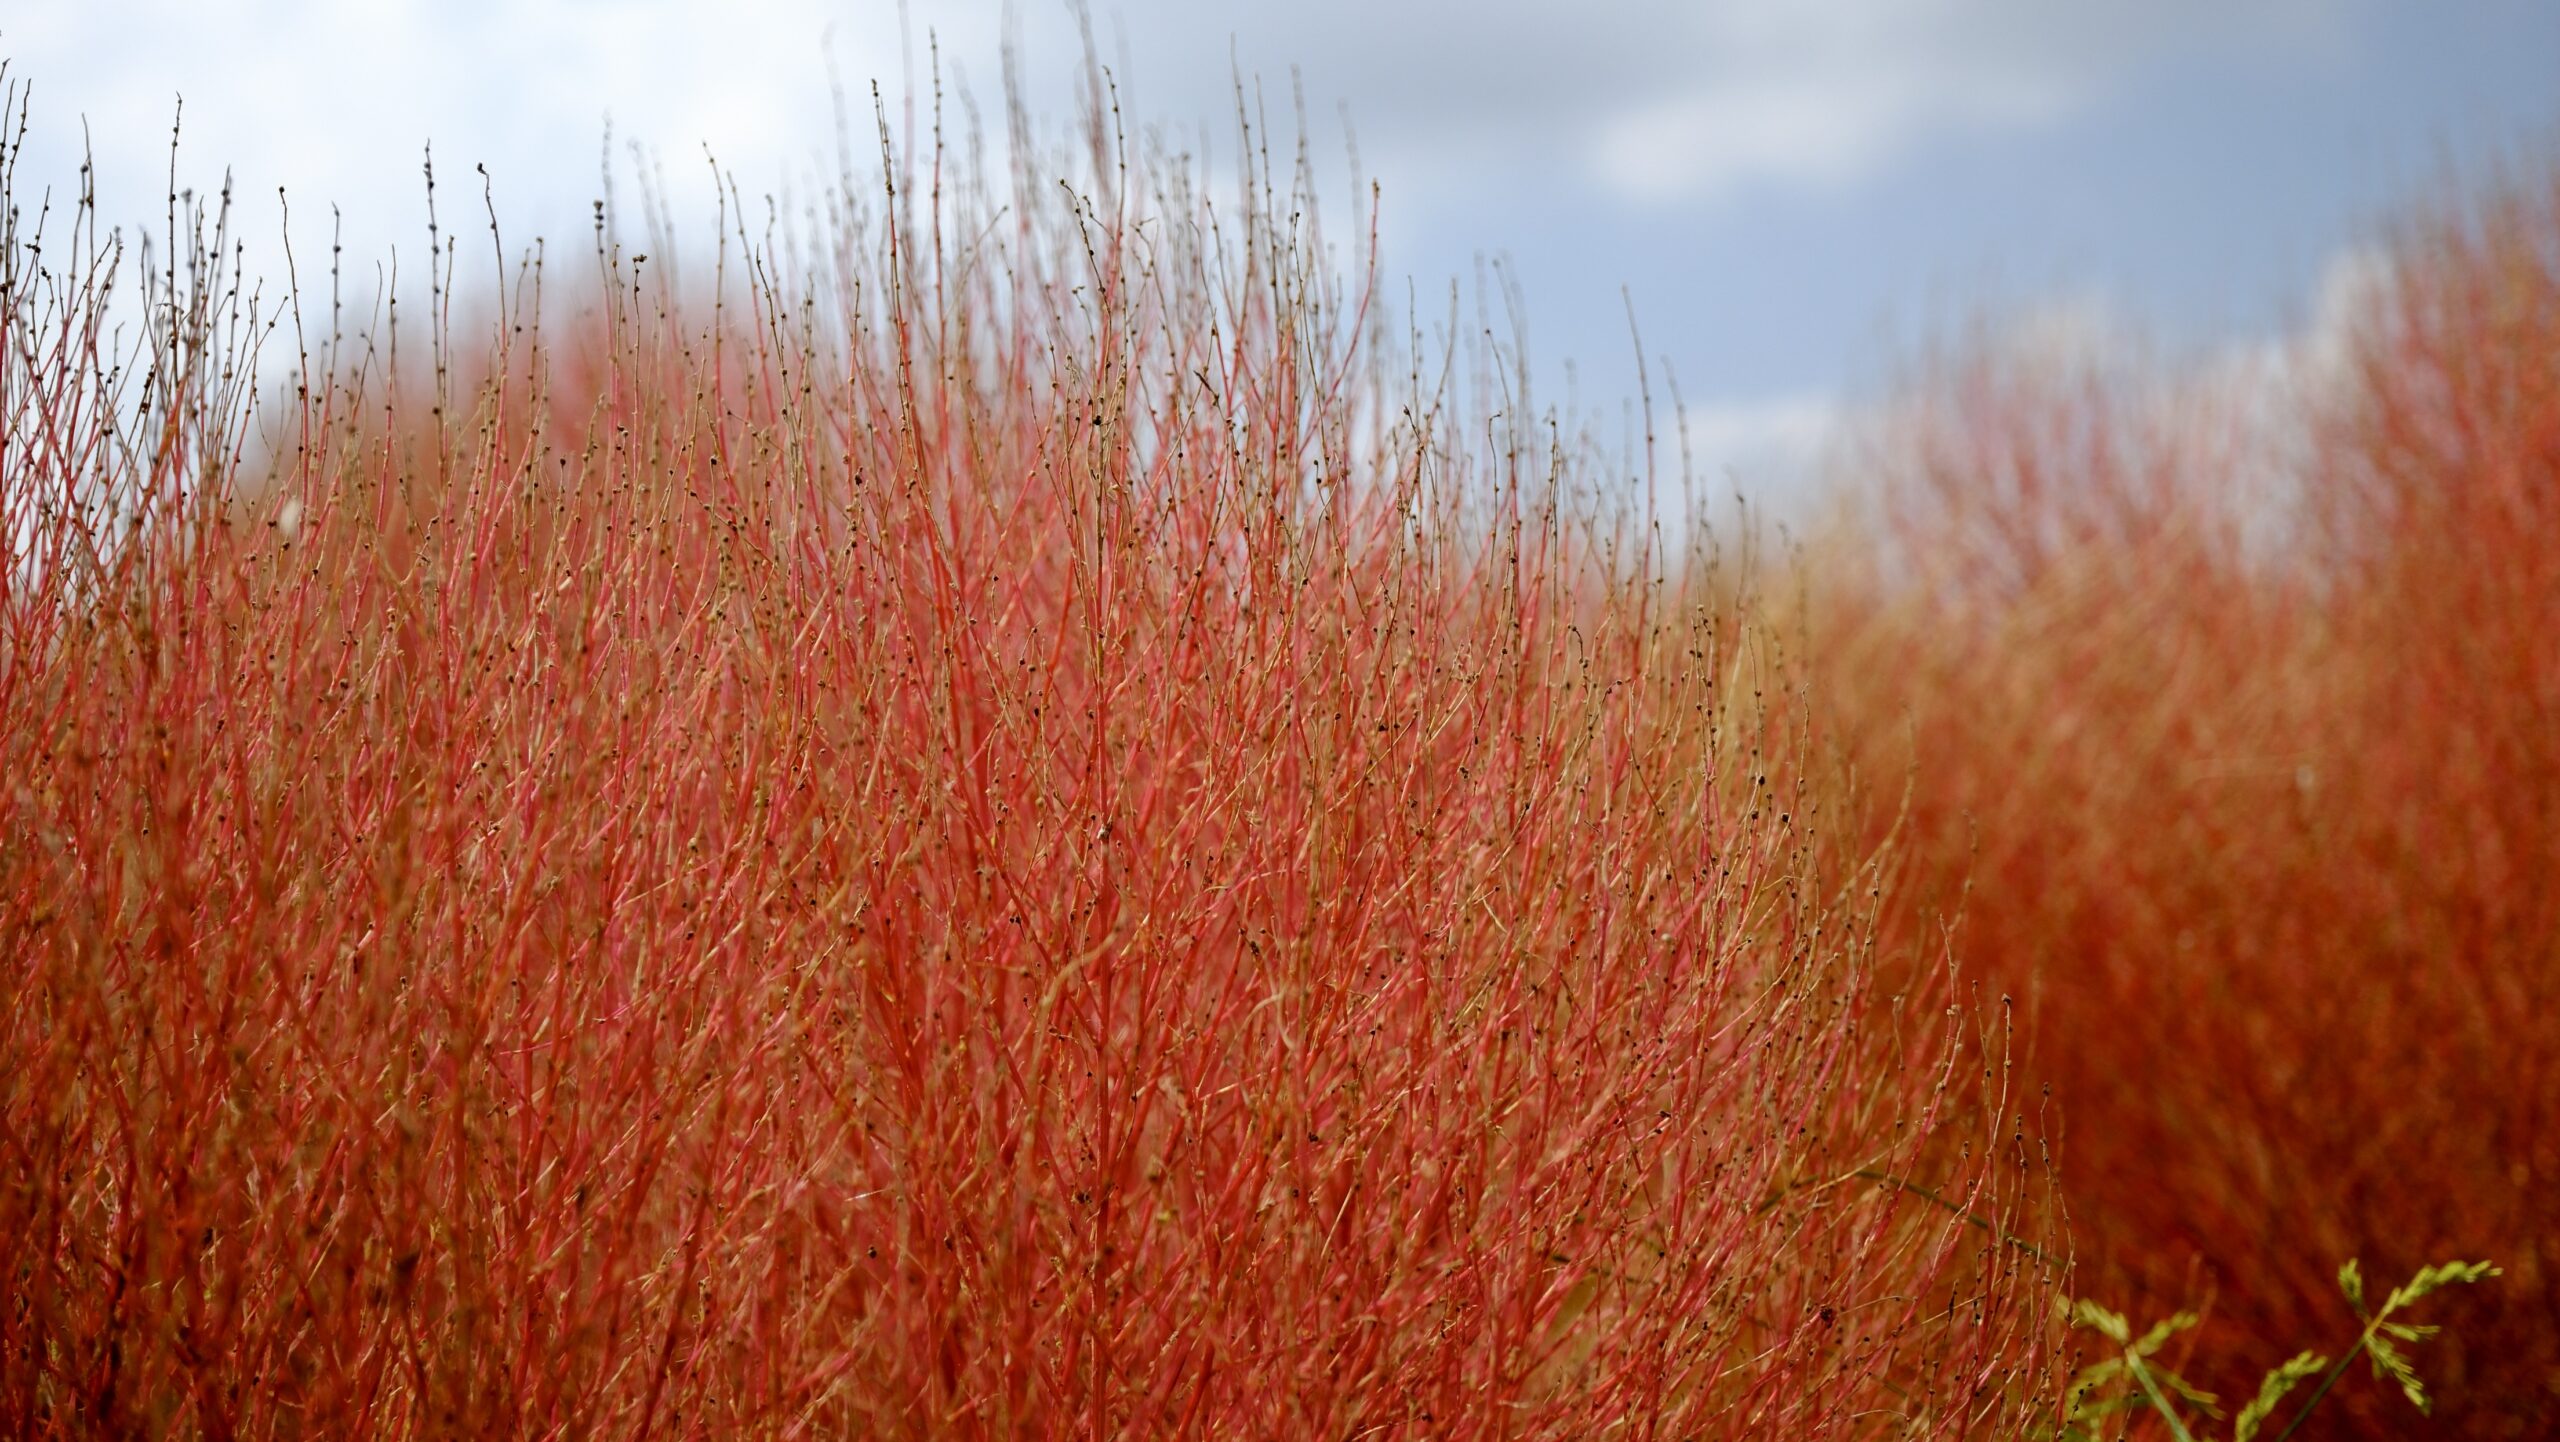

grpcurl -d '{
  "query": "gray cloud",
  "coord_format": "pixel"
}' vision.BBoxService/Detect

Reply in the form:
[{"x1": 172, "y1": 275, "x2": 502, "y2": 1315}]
[{"x1": 977, "y1": 0, "x2": 2345, "y2": 208}]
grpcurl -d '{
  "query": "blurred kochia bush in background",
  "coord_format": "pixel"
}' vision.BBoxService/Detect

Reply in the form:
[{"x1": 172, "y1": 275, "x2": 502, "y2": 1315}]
[{"x1": 1810, "y1": 153, "x2": 2557, "y2": 1440}]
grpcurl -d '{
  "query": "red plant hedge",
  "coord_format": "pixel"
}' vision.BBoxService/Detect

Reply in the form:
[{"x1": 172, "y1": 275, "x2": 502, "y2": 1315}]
[
  {"x1": 1816, "y1": 159, "x2": 2559, "y2": 1439},
  {"x1": 0, "y1": 74, "x2": 2061, "y2": 1438}
]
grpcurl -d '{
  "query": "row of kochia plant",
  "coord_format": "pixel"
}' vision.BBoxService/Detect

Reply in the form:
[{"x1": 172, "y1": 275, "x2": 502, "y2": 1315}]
[
  {"x1": 1804, "y1": 143, "x2": 2554, "y2": 1439},
  {"x1": 0, "y1": 60, "x2": 2516, "y2": 1439}
]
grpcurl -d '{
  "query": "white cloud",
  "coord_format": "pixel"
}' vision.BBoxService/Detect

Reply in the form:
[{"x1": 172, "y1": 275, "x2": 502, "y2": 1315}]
[
  {"x1": 2288, "y1": 244, "x2": 2393, "y2": 398},
  {"x1": 2198, "y1": 243, "x2": 2395, "y2": 547},
  {"x1": 1582, "y1": 1, "x2": 2344, "y2": 205},
  {"x1": 1665, "y1": 391, "x2": 1846, "y2": 530},
  {"x1": 2000, "y1": 292, "x2": 2139, "y2": 374},
  {"x1": 1821, "y1": 242, "x2": 2397, "y2": 563},
  {"x1": 1680, "y1": 391, "x2": 1842, "y2": 479},
  {"x1": 8, "y1": 0, "x2": 906, "y2": 325},
  {"x1": 1592, "y1": 16, "x2": 2078, "y2": 203},
  {"x1": 2191, "y1": 243, "x2": 2392, "y2": 446}
]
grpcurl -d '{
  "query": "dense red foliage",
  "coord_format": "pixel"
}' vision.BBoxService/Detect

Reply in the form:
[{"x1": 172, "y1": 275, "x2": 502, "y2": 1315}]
[
  {"x1": 0, "y1": 77, "x2": 2059, "y2": 1438},
  {"x1": 1817, "y1": 160, "x2": 2558, "y2": 1439}
]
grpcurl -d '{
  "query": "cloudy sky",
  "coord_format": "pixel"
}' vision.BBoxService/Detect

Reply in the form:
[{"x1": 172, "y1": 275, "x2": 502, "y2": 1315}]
[{"x1": 7, "y1": 2, "x2": 2556, "y2": 497}]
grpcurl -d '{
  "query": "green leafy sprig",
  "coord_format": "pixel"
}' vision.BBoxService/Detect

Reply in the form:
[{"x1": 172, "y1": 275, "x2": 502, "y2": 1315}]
[{"x1": 2051, "y1": 1257, "x2": 2498, "y2": 1442}]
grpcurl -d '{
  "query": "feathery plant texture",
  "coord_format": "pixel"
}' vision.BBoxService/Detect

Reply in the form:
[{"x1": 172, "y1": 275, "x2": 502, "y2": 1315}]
[
  {"x1": 1809, "y1": 150, "x2": 2557, "y2": 1439},
  {"x1": 2053, "y1": 1257, "x2": 2500, "y2": 1442},
  {"x1": 0, "y1": 59, "x2": 2063, "y2": 1439}
]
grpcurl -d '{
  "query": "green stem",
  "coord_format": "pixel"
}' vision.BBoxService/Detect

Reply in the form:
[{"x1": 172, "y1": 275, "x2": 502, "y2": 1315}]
[
  {"x1": 2268, "y1": 1331, "x2": 2372, "y2": 1442},
  {"x1": 2122, "y1": 1352, "x2": 2200, "y2": 1442}
]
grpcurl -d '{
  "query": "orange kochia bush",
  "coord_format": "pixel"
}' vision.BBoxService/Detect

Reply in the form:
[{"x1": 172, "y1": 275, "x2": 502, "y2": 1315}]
[
  {"x1": 1813, "y1": 159, "x2": 2559, "y2": 1440},
  {"x1": 0, "y1": 78, "x2": 2061, "y2": 1439}
]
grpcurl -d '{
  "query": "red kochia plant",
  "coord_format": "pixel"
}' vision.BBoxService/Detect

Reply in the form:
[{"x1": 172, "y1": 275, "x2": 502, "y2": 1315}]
[
  {"x1": 0, "y1": 69, "x2": 2061, "y2": 1438},
  {"x1": 1814, "y1": 158, "x2": 2558, "y2": 1438}
]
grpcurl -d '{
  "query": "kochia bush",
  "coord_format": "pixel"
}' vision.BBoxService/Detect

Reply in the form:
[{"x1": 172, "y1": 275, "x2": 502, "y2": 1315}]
[
  {"x1": 0, "y1": 69, "x2": 2061, "y2": 1438},
  {"x1": 1815, "y1": 156, "x2": 2558, "y2": 1441}
]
